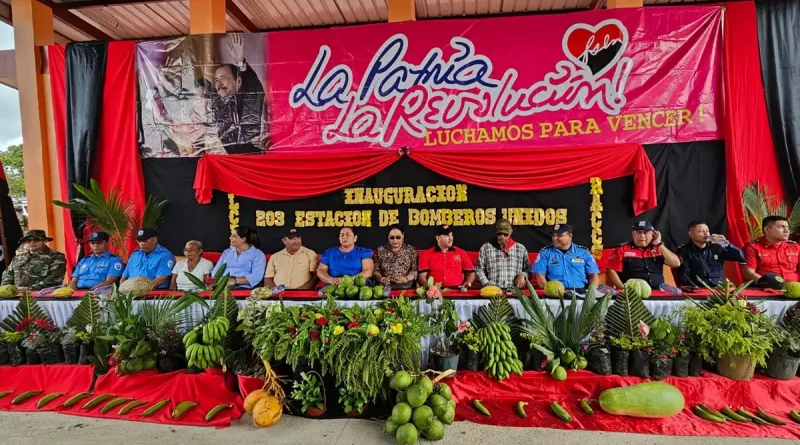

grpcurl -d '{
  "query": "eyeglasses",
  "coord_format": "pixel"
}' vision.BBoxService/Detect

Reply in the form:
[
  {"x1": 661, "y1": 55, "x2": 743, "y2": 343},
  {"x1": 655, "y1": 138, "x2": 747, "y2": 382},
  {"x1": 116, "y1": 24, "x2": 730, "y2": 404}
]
[
  {"x1": 389, "y1": 236, "x2": 402, "y2": 240},
  {"x1": 496, "y1": 233, "x2": 509, "y2": 237}
]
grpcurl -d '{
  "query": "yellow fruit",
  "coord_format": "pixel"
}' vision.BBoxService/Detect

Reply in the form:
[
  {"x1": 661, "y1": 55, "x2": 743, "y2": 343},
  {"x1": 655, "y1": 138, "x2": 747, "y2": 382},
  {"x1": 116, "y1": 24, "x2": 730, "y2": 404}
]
[
  {"x1": 480, "y1": 285, "x2": 503, "y2": 298},
  {"x1": 52, "y1": 287, "x2": 74, "y2": 298},
  {"x1": 244, "y1": 389, "x2": 269, "y2": 414},
  {"x1": 252, "y1": 395, "x2": 282, "y2": 428}
]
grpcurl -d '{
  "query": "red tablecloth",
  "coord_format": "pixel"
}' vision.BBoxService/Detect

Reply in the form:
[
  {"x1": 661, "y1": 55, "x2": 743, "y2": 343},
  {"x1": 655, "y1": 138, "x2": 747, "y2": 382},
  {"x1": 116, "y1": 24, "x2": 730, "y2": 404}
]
[{"x1": 0, "y1": 365, "x2": 94, "y2": 412}]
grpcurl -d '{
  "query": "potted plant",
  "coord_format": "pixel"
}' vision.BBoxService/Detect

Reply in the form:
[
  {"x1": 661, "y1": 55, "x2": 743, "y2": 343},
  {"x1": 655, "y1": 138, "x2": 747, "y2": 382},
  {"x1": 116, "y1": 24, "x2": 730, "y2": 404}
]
[
  {"x1": 765, "y1": 314, "x2": 800, "y2": 380},
  {"x1": 649, "y1": 317, "x2": 676, "y2": 381},
  {"x1": 456, "y1": 321, "x2": 482, "y2": 371},
  {"x1": 21, "y1": 331, "x2": 46, "y2": 364},
  {"x1": 150, "y1": 323, "x2": 185, "y2": 373},
  {"x1": 518, "y1": 331, "x2": 545, "y2": 371},
  {"x1": 603, "y1": 282, "x2": 656, "y2": 378},
  {"x1": 75, "y1": 331, "x2": 93, "y2": 365},
  {"x1": 2, "y1": 332, "x2": 24, "y2": 366},
  {"x1": 61, "y1": 327, "x2": 79, "y2": 364},
  {"x1": 585, "y1": 333, "x2": 612, "y2": 376},
  {"x1": 683, "y1": 281, "x2": 781, "y2": 381},
  {"x1": 291, "y1": 372, "x2": 326, "y2": 417},
  {"x1": 428, "y1": 298, "x2": 461, "y2": 372},
  {"x1": 338, "y1": 386, "x2": 367, "y2": 417},
  {"x1": 671, "y1": 330, "x2": 691, "y2": 377},
  {"x1": 0, "y1": 334, "x2": 8, "y2": 365},
  {"x1": 608, "y1": 333, "x2": 652, "y2": 377}
]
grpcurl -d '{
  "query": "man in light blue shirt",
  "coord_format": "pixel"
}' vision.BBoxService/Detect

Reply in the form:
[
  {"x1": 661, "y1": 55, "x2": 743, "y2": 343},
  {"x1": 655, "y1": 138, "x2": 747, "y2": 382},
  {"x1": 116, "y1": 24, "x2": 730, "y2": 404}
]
[
  {"x1": 68, "y1": 231, "x2": 124, "y2": 290},
  {"x1": 532, "y1": 224, "x2": 600, "y2": 290},
  {"x1": 120, "y1": 228, "x2": 175, "y2": 290}
]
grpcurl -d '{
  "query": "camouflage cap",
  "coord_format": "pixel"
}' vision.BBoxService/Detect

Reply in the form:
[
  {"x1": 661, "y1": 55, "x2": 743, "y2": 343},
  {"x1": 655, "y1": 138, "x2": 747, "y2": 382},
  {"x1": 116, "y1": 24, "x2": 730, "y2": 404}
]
[
  {"x1": 20, "y1": 229, "x2": 53, "y2": 242},
  {"x1": 496, "y1": 219, "x2": 513, "y2": 235}
]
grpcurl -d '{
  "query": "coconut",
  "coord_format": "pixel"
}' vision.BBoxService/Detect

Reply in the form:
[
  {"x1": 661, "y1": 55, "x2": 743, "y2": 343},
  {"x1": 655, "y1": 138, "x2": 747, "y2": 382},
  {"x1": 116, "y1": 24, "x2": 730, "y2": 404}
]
[
  {"x1": 435, "y1": 383, "x2": 452, "y2": 400},
  {"x1": 119, "y1": 277, "x2": 153, "y2": 297},
  {"x1": 396, "y1": 424, "x2": 418, "y2": 445},
  {"x1": 390, "y1": 371, "x2": 413, "y2": 391},
  {"x1": 416, "y1": 375, "x2": 434, "y2": 396},
  {"x1": 411, "y1": 405, "x2": 434, "y2": 431},
  {"x1": 392, "y1": 402, "x2": 412, "y2": 424},
  {"x1": 406, "y1": 385, "x2": 427, "y2": 408},
  {"x1": 439, "y1": 404, "x2": 455, "y2": 425},
  {"x1": 385, "y1": 417, "x2": 400, "y2": 436},
  {"x1": 424, "y1": 419, "x2": 445, "y2": 441}
]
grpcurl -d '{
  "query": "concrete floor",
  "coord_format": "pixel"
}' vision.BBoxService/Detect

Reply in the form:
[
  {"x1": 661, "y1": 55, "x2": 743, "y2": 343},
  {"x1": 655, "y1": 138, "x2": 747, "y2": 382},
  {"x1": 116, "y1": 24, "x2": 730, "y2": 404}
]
[{"x1": 0, "y1": 412, "x2": 797, "y2": 445}]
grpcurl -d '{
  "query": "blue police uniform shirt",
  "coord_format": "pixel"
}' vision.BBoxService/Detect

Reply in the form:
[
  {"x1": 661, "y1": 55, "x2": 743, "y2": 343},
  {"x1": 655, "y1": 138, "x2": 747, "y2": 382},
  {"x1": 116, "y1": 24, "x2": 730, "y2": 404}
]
[
  {"x1": 72, "y1": 251, "x2": 124, "y2": 289},
  {"x1": 122, "y1": 244, "x2": 175, "y2": 289},
  {"x1": 321, "y1": 246, "x2": 373, "y2": 277},
  {"x1": 531, "y1": 243, "x2": 600, "y2": 289}
]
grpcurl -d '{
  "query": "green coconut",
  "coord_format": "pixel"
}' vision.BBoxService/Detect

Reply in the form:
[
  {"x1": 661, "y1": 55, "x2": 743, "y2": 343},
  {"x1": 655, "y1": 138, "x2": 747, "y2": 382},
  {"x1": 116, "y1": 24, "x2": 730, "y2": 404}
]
[
  {"x1": 435, "y1": 383, "x2": 452, "y2": 400},
  {"x1": 424, "y1": 419, "x2": 445, "y2": 441},
  {"x1": 385, "y1": 417, "x2": 400, "y2": 436},
  {"x1": 390, "y1": 371, "x2": 413, "y2": 391},
  {"x1": 406, "y1": 385, "x2": 427, "y2": 408},
  {"x1": 396, "y1": 424, "x2": 418, "y2": 445},
  {"x1": 416, "y1": 375, "x2": 434, "y2": 396},
  {"x1": 392, "y1": 402, "x2": 413, "y2": 424},
  {"x1": 412, "y1": 405, "x2": 434, "y2": 431}
]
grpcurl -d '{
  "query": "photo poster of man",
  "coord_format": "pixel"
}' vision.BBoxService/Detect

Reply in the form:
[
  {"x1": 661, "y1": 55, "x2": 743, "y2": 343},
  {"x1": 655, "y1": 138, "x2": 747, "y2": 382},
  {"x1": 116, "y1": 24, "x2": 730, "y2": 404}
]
[{"x1": 136, "y1": 34, "x2": 268, "y2": 158}]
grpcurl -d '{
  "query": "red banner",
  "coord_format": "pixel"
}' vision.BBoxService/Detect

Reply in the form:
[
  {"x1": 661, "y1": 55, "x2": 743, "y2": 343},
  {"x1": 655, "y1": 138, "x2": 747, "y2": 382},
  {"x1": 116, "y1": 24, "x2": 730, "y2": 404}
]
[{"x1": 269, "y1": 6, "x2": 722, "y2": 151}]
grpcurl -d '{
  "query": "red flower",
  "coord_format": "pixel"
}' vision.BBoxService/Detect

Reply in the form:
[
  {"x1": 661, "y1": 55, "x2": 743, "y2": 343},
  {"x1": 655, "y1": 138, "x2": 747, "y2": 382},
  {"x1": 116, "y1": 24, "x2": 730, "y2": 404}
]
[
  {"x1": 347, "y1": 321, "x2": 362, "y2": 330},
  {"x1": 16, "y1": 317, "x2": 32, "y2": 332},
  {"x1": 647, "y1": 348, "x2": 653, "y2": 354},
  {"x1": 287, "y1": 327, "x2": 297, "y2": 335},
  {"x1": 352, "y1": 314, "x2": 358, "y2": 320},
  {"x1": 540, "y1": 360, "x2": 548, "y2": 369},
  {"x1": 323, "y1": 338, "x2": 329, "y2": 345},
  {"x1": 291, "y1": 334, "x2": 296, "y2": 339},
  {"x1": 315, "y1": 317, "x2": 329, "y2": 327},
  {"x1": 310, "y1": 330, "x2": 321, "y2": 341},
  {"x1": 386, "y1": 308, "x2": 394, "y2": 313},
  {"x1": 671, "y1": 348, "x2": 676, "y2": 355},
  {"x1": 679, "y1": 334, "x2": 685, "y2": 340},
  {"x1": 332, "y1": 310, "x2": 342, "y2": 316},
  {"x1": 661, "y1": 355, "x2": 668, "y2": 360},
  {"x1": 34, "y1": 318, "x2": 54, "y2": 331}
]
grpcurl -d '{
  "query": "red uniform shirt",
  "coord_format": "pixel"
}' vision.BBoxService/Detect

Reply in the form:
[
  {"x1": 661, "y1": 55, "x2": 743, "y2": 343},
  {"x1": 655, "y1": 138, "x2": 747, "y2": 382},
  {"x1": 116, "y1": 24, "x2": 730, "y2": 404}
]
[
  {"x1": 606, "y1": 242, "x2": 666, "y2": 288},
  {"x1": 743, "y1": 237, "x2": 800, "y2": 282},
  {"x1": 419, "y1": 246, "x2": 475, "y2": 288}
]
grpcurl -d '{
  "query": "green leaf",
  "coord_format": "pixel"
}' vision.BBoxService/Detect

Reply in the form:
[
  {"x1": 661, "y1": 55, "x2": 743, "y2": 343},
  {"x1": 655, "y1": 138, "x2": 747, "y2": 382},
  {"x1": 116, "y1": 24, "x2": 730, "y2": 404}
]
[
  {"x1": 183, "y1": 272, "x2": 208, "y2": 292},
  {"x1": 65, "y1": 293, "x2": 101, "y2": 333},
  {"x1": 141, "y1": 195, "x2": 168, "y2": 230},
  {"x1": 604, "y1": 287, "x2": 655, "y2": 339},
  {"x1": 1, "y1": 294, "x2": 52, "y2": 332}
]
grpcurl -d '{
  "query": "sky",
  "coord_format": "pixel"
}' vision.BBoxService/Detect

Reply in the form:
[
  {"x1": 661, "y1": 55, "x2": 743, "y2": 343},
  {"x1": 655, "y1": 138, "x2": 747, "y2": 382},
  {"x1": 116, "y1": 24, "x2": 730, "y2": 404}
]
[{"x1": 0, "y1": 22, "x2": 22, "y2": 151}]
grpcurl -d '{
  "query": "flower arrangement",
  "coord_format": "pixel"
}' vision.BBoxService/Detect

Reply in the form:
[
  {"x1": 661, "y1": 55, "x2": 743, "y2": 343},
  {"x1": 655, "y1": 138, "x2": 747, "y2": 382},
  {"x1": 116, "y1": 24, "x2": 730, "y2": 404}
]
[
  {"x1": 61, "y1": 327, "x2": 78, "y2": 346},
  {"x1": 1, "y1": 331, "x2": 23, "y2": 344},
  {"x1": 457, "y1": 321, "x2": 482, "y2": 353},
  {"x1": 416, "y1": 276, "x2": 447, "y2": 303},
  {"x1": 609, "y1": 332, "x2": 652, "y2": 351}
]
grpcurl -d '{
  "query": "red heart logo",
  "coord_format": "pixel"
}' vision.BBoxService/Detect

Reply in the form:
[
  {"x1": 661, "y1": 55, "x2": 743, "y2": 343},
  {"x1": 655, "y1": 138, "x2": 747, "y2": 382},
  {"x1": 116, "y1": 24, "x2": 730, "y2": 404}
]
[{"x1": 562, "y1": 19, "x2": 628, "y2": 77}]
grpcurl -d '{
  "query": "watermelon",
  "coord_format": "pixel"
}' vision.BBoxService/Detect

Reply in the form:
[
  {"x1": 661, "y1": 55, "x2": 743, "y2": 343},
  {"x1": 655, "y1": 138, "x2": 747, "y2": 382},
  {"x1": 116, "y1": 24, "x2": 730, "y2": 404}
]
[
  {"x1": 598, "y1": 381, "x2": 684, "y2": 418},
  {"x1": 359, "y1": 287, "x2": 373, "y2": 300},
  {"x1": 624, "y1": 279, "x2": 652, "y2": 299}
]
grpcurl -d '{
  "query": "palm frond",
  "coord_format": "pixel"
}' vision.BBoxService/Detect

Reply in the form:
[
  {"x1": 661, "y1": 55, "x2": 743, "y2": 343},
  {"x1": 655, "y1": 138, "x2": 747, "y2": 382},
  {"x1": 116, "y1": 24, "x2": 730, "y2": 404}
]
[
  {"x1": 141, "y1": 195, "x2": 168, "y2": 229},
  {"x1": 742, "y1": 181, "x2": 793, "y2": 239},
  {"x1": 138, "y1": 293, "x2": 204, "y2": 331},
  {"x1": 66, "y1": 293, "x2": 101, "y2": 333},
  {"x1": 1, "y1": 294, "x2": 53, "y2": 332},
  {"x1": 788, "y1": 199, "x2": 800, "y2": 233},
  {"x1": 604, "y1": 289, "x2": 655, "y2": 338},
  {"x1": 207, "y1": 288, "x2": 239, "y2": 339}
]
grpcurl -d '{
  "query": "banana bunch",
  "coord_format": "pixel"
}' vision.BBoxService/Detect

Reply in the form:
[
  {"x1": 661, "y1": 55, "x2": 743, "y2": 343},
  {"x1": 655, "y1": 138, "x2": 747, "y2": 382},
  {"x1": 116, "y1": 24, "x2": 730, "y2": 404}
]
[
  {"x1": 479, "y1": 322, "x2": 523, "y2": 381},
  {"x1": 183, "y1": 316, "x2": 229, "y2": 369}
]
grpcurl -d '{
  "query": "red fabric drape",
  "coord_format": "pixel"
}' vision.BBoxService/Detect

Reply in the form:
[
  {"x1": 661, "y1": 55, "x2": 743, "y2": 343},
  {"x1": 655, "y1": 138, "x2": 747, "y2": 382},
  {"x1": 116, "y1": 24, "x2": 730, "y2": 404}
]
[
  {"x1": 194, "y1": 144, "x2": 657, "y2": 215},
  {"x1": 409, "y1": 144, "x2": 656, "y2": 215},
  {"x1": 194, "y1": 149, "x2": 404, "y2": 203},
  {"x1": 451, "y1": 370, "x2": 800, "y2": 439},
  {"x1": 49, "y1": 42, "x2": 146, "y2": 267},
  {"x1": 0, "y1": 365, "x2": 94, "y2": 412},
  {"x1": 723, "y1": 2, "x2": 785, "y2": 249}
]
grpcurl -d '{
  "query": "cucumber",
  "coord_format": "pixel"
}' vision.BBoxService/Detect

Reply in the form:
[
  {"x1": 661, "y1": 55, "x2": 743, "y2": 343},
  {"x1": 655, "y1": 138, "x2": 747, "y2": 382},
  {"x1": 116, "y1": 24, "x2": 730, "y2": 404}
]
[
  {"x1": 36, "y1": 392, "x2": 66, "y2": 409},
  {"x1": 204, "y1": 404, "x2": 233, "y2": 422},
  {"x1": 471, "y1": 400, "x2": 491, "y2": 417},
  {"x1": 598, "y1": 382, "x2": 684, "y2": 418},
  {"x1": 141, "y1": 399, "x2": 171, "y2": 417},
  {"x1": 171, "y1": 401, "x2": 198, "y2": 420},
  {"x1": 693, "y1": 405, "x2": 726, "y2": 423},
  {"x1": 62, "y1": 392, "x2": 92, "y2": 408},
  {"x1": 12, "y1": 390, "x2": 43, "y2": 405},
  {"x1": 721, "y1": 406, "x2": 750, "y2": 422},
  {"x1": 758, "y1": 409, "x2": 786, "y2": 425},
  {"x1": 580, "y1": 398, "x2": 594, "y2": 415},
  {"x1": 101, "y1": 397, "x2": 134, "y2": 414},
  {"x1": 551, "y1": 401, "x2": 572, "y2": 422},
  {"x1": 737, "y1": 408, "x2": 769, "y2": 425},
  {"x1": 514, "y1": 401, "x2": 528, "y2": 418}
]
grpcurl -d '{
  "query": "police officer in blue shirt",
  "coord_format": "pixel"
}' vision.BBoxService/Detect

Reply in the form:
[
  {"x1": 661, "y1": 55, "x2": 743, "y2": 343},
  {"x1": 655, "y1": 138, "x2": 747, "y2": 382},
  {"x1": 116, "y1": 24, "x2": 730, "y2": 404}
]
[
  {"x1": 67, "y1": 231, "x2": 124, "y2": 290},
  {"x1": 531, "y1": 224, "x2": 600, "y2": 290},
  {"x1": 120, "y1": 228, "x2": 175, "y2": 290}
]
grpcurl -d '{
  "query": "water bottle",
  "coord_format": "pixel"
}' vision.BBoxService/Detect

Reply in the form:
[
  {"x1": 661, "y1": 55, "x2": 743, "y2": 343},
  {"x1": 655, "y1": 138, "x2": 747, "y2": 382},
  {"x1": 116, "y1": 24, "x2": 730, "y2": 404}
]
[
  {"x1": 597, "y1": 284, "x2": 617, "y2": 296},
  {"x1": 659, "y1": 283, "x2": 683, "y2": 296},
  {"x1": 383, "y1": 286, "x2": 391, "y2": 298},
  {"x1": 272, "y1": 285, "x2": 286, "y2": 296},
  {"x1": 707, "y1": 234, "x2": 730, "y2": 248}
]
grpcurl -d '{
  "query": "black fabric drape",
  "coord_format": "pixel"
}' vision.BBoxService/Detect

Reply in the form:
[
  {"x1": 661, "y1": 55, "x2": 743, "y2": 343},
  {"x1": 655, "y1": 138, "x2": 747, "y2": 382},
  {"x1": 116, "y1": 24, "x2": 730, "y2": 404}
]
[
  {"x1": 0, "y1": 177, "x2": 22, "y2": 275},
  {"x1": 65, "y1": 41, "x2": 108, "y2": 248},
  {"x1": 755, "y1": 0, "x2": 800, "y2": 203}
]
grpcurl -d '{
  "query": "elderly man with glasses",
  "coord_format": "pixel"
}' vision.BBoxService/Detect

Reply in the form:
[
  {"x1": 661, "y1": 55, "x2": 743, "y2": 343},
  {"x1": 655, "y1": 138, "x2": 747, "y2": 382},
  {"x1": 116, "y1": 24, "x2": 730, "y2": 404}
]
[{"x1": 475, "y1": 220, "x2": 530, "y2": 290}]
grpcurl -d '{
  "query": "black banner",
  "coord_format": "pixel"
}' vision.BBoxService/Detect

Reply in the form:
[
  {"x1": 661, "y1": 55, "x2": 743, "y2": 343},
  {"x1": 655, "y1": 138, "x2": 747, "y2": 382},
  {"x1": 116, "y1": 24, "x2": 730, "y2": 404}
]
[
  {"x1": 143, "y1": 141, "x2": 726, "y2": 256},
  {"x1": 65, "y1": 41, "x2": 108, "y2": 240},
  {"x1": 756, "y1": 0, "x2": 800, "y2": 203}
]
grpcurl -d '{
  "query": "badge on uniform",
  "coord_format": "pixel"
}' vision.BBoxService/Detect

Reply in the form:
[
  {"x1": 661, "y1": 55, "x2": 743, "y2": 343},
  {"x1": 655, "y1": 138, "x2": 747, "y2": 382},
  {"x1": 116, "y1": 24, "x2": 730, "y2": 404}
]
[
  {"x1": 713, "y1": 254, "x2": 718, "y2": 260},
  {"x1": 552, "y1": 257, "x2": 559, "y2": 264},
  {"x1": 114, "y1": 263, "x2": 122, "y2": 271},
  {"x1": 454, "y1": 255, "x2": 461, "y2": 263},
  {"x1": 571, "y1": 258, "x2": 585, "y2": 263}
]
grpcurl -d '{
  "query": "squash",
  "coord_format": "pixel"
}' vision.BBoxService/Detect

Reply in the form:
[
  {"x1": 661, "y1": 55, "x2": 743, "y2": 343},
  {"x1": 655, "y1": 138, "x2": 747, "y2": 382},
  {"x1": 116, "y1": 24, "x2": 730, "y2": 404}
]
[
  {"x1": 244, "y1": 389, "x2": 270, "y2": 414},
  {"x1": 480, "y1": 286, "x2": 503, "y2": 298},
  {"x1": 598, "y1": 381, "x2": 684, "y2": 418},
  {"x1": 252, "y1": 395, "x2": 282, "y2": 428}
]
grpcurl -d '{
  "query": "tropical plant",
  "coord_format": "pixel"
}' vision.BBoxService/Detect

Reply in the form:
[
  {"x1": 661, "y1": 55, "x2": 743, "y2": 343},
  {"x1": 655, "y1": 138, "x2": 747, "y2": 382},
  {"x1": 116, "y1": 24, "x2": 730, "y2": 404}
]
[
  {"x1": 0, "y1": 294, "x2": 53, "y2": 335},
  {"x1": 742, "y1": 181, "x2": 800, "y2": 239},
  {"x1": 53, "y1": 178, "x2": 168, "y2": 260},
  {"x1": 698, "y1": 279, "x2": 752, "y2": 308},
  {"x1": 457, "y1": 321, "x2": 482, "y2": 353},
  {"x1": 65, "y1": 293, "x2": 102, "y2": 335},
  {"x1": 291, "y1": 372, "x2": 325, "y2": 413},
  {"x1": 338, "y1": 386, "x2": 367, "y2": 415},
  {"x1": 429, "y1": 298, "x2": 459, "y2": 354},
  {"x1": 1, "y1": 331, "x2": 23, "y2": 343},
  {"x1": 472, "y1": 295, "x2": 519, "y2": 332},
  {"x1": 609, "y1": 333, "x2": 652, "y2": 351},
  {"x1": 649, "y1": 317, "x2": 677, "y2": 357},
  {"x1": 61, "y1": 327, "x2": 78, "y2": 346},
  {"x1": 604, "y1": 286, "x2": 655, "y2": 339}
]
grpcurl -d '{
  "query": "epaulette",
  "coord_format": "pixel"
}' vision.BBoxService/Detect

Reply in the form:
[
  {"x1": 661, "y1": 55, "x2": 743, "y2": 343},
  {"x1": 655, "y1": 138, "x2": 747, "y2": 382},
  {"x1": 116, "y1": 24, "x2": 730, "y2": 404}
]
[
  {"x1": 574, "y1": 244, "x2": 591, "y2": 251},
  {"x1": 541, "y1": 243, "x2": 554, "y2": 250}
]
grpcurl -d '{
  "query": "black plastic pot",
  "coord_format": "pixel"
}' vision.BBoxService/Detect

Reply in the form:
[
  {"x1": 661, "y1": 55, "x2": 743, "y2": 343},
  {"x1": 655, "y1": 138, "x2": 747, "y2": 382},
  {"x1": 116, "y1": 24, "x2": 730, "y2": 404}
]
[
  {"x1": 765, "y1": 354, "x2": 800, "y2": 380},
  {"x1": 0, "y1": 343, "x2": 9, "y2": 365},
  {"x1": 78, "y1": 343, "x2": 93, "y2": 365},
  {"x1": 672, "y1": 354, "x2": 689, "y2": 377},
  {"x1": 39, "y1": 344, "x2": 64, "y2": 364},
  {"x1": 630, "y1": 350, "x2": 650, "y2": 379},
  {"x1": 688, "y1": 353, "x2": 703, "y2": 377},
  {"x1": 63, "y1": 344, "x2": 78, "y2": 364},
  {"x1": 610, "y1": 347, "x2": 629, "y2": 376},
  {"x1": 430, "y1": 348, "x2": 461, "y2": 372},
  {"x1": 522, "y1": 348, "x2": 545, "y2": 371},
  {"x1": 186, "y1": 365, "x2": 205, "y2": 374},
  {"x1": 464, "y1": 350, "x2": 481, "y2": 371},
  {"x1": 157, "y1": 355, "x2": 185, "y2": 373},
  {"x1": 650, "y1": 355, "x2": 672, "y2": 381},
  {"x1": 25, "y1": 348, "x2": 41, "y2": 365},
  {"x1": 587, "y1": 347, "x2": 612, "y2": 376},
  {"x1": 7, "y1": 343, "x2": 24, "y2": 366}
]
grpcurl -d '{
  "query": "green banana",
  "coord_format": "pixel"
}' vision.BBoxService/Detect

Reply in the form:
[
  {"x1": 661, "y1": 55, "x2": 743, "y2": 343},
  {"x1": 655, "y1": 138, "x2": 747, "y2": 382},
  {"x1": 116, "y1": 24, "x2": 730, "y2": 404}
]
[
  {"x1": 205, "y1": 403, "x2": 233, "y2": 422},
  {"x1": 141, "y1": 399, "x2": 171, "y2": 417},
  {"x1": 758, "y1": 409, "x2": 786, "y2": 425},
  {"x1": 0, "y1": 391, "x2": 14, "y2": 399},
  {"x1": 12, "y1": 390, "x2": 43, "y2": 405},
  {"x1": 172, "y1": 401, "x2": 198, "y2": 420},
  {"x1": 119, "y1": 400, "x2": 148, "y2": 415},
  {"x1": 789, "y1": 410, "x2": 800, "y2": 423},
  {"x1": 82, "y1": 394, "x2": 117, "y2": 410},
  {"x1": 472, "y1": 400, "x2": 491, "y2": 417},
  {"x1": 551, "y1": 401, "x2": 572, "y2": 422},
  {"x1": 693, "y1": 405, "x2": 726, "y2": 423},
  {"x1": 721, "y1": 406, "x2": 750, "y2": 422},
  {"x1": 62, "y1": 392, "x2": 92, "y2": 408},
  {"x1": 580, "y1": 398, "x2": 594, "y2": 415},
  {"x1": 697, "y1": 405, "x2": 726, "y2": 421},
  {"x1": 36, "y1": 392, "x2": 65, "y2": 409},
  {"x1": 101, "y1": 397, "x2": 134, "y2": 414},
  {"x1": 514, "y1": 401, "x2": 528, "y2": 418}
]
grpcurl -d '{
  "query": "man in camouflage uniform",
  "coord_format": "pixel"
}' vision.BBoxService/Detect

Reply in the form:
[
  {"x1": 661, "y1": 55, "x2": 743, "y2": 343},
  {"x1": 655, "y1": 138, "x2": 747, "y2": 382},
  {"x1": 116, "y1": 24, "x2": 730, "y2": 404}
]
[{"x1": 1, "y1": 230, "x2": 66, "y2": 291}]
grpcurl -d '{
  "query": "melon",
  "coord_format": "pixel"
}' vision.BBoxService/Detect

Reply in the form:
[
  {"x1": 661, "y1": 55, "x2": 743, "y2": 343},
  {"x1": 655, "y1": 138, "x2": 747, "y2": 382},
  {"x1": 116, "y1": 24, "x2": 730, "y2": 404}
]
[
  {"x1": 359, "y1": 287, "x2": 373, "y2": 300},
  {"x1": 396, "y1": 423, "x2": 418, "y2": 445},
  {"x1": 624, "y1": 279, "x2": 652, "y2": 299},
  {"x1": 354, "y1": 275, "x2": 367, "y2": 287},
  {"x1": 544, "y1": 280, "x2": 565, "y2": 298},
  {"x1": 598, "y1": 381, "x2": 685, "y2": 418},
  {"x1": 340, "y1": 276, "x2": 354, "y2": 288},
  {"x1": 392, "y1": 402, "x2": 413, "y2": 424},
  {"x1": 785, "y1": 282, "x2": 800, "y2": 299}
]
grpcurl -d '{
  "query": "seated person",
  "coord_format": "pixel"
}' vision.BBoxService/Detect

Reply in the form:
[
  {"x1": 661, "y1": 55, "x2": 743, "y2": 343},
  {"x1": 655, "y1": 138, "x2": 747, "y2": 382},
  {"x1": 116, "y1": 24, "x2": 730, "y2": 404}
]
[
  {"x1": 418, "y1": 225, "x2": 475, "y2": 290},
  {"x1": 1, "y1": 229, "x2": 66, "y2": 292},
  {"x1": 212, "y1": 226, "x2": 267, "y2": 289},
  {"x1": 532, "y1": 224, "x2": 599, "y2": 290},
  {"x1": 265, "y1": 228, "x2": 318, "y2": 290},
  {"x1": 606, "y1": 220, "x2": 681, "y2": 289},
  {"x1": 318, "y1": 226, "x2": 373, "y2": 285},
  {"x1": 374, "y1": 224, "x2": 418, "y2": 290},
  {"x1": 121, "y1": 228, "x2": 175, "y2": 290},
  {"x1": 742, "y1": 215, "x2": 800, "y2": 287},
  {"x1": 476, "y1": 219, "x2": 529, "y2": 289},
  {"x1": 68, "y1": 231, "x2": 124, "y2": 290},
  {"x1": 170, "y1": 240, "x2": 213, "y2": 291},
  {"x1": 677, "y1": 220, "x2": 745, "y2": 287}
]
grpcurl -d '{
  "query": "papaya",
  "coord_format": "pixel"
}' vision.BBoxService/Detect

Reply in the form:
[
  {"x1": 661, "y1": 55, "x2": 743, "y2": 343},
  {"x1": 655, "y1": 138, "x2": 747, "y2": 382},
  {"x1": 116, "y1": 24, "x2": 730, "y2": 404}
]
[{"x1": 598, "y1": 382, "x2": 684, "y2": 418}]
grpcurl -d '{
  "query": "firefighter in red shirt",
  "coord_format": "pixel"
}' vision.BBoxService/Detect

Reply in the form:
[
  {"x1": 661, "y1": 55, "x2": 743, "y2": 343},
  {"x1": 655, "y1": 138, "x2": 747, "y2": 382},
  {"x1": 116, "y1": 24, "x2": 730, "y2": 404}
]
[
  {"x1": 418, "y1": 225, "x2": 476, "y2": 290},
  {"x1": 606, "y1": 220, "x2": 682, "y2": 289},
  {"x1": 742, "y1": 215, "x2": 800, "y2": 286}
]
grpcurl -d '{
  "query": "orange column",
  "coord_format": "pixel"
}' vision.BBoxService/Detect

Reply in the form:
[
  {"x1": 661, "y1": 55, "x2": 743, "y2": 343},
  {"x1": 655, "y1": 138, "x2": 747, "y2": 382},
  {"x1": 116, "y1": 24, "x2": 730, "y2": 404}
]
[
  {"x1": 189, "y1": 0, "x2": 227, "y2": 34},
  {"x1": 606, "y1": 0, "x2": 643, "y2": 8},
  {"x1": 387, "y1": 0, "x2": 415, "y2": 22},
  {"x1": 12, "y1": 0, "x2": 57, "y2": 245}
]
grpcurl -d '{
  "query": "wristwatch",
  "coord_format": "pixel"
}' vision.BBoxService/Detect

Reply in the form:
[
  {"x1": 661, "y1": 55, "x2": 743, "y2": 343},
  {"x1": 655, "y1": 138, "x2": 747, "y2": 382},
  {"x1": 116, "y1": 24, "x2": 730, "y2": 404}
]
[{"x1": 654, "y1": 242, "x2": 664, "y2": 248}]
